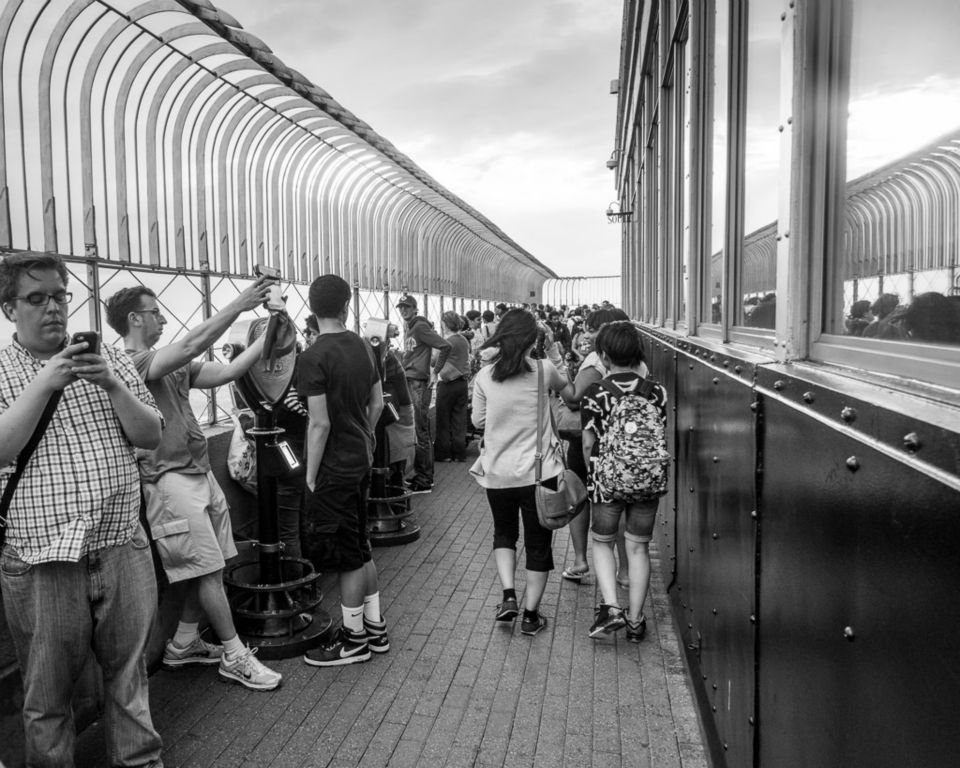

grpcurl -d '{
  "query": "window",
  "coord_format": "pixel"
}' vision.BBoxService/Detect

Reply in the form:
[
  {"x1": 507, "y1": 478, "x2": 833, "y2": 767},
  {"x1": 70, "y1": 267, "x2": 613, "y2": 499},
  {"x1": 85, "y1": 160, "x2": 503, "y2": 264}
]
[
  {"x1": 829, "y1": 0, "x2": 960, "y2": 348},
  {"x1": 705, "y1": 0, "x2": 729, "y2": 325},
  {"x1": 737, "y1": 0, "x2": 782, "y2": 330}
]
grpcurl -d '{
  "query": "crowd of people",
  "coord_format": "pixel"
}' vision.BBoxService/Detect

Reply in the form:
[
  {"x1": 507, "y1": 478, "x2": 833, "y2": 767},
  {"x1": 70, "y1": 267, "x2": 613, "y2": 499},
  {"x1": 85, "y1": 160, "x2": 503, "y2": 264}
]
[{"x1": 0, "y1": 249, "x2": 662, "y2": 767}]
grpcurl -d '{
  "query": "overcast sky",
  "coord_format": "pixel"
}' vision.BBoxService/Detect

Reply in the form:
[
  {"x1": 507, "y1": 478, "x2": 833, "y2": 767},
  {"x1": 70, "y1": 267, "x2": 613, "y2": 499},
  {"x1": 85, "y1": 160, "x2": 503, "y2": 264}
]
[{"x1": 214, "y1": 0, "x2": 624, "y2": 279}]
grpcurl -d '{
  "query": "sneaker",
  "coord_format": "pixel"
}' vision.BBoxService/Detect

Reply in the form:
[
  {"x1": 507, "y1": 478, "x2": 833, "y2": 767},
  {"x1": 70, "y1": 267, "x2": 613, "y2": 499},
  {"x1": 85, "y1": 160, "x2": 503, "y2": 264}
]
[
  {"x1": 495, "y1": 597, "x2": 519, "y2": 622},
  {"x1": 163, "y1": 636, "x2": 223, "y2": 668},
  {"x1": 626, "y1": 615, "x2": 647, "y2": 643},
  {"x1": 409, "y1": 481, "x2": 433, "y2": 494},
  {"x1": 520, "y1": 612, "x2": 547, "y2": 636},
  {"x1": 589, "y1": 604, "x2": 627, "y2": 638},
  {"x1": 364, "y1": 616, "x2": 390, "y2": 654},
  {"x1": 218, "y1": 646, "x2": 282, "y2": 691},
  {"x1": 304, "y1": 627, "x2": 371, "y2": 667}
]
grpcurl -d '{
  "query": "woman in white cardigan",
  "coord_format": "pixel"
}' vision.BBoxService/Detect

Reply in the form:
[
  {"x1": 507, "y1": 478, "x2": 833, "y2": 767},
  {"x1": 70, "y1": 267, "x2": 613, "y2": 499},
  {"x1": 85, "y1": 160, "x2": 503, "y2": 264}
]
[{"x1": 470, "y1": 309, "x2": 574, "y2": 636}]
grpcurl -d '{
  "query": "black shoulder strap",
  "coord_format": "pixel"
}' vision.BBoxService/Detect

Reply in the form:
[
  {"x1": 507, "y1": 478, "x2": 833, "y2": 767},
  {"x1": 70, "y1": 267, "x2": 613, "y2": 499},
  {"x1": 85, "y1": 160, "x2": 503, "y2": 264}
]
[{"x1": 0, "y1": 391, "x2": 62, "y2": 547}]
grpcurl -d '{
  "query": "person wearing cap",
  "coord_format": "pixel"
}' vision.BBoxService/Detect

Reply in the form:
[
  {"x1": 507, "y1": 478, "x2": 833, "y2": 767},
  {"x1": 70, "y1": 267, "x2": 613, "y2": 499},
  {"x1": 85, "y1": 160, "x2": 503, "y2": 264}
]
[{"x1": 396, "y1": 294, "x2": 451, "y2": 494}]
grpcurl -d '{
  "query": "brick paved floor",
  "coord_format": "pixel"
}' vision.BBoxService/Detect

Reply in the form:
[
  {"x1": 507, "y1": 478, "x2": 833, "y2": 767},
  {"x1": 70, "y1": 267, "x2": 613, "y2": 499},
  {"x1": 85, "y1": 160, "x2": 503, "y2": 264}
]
[{"x1": 74, "y1": 456, "x2": 708, "y2": 768}]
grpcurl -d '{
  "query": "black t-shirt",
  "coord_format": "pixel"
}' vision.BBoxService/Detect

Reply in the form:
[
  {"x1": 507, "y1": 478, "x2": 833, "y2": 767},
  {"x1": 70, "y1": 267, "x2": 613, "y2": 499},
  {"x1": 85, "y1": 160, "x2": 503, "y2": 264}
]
[{"x1": 296, "y1": 331, "x2": 378, "y2": 479}]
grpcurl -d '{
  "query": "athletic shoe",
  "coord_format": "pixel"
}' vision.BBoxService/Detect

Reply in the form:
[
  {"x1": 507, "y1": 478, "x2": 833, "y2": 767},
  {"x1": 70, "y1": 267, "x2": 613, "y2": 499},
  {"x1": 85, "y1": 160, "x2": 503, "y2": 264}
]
[
  {"x1": 218, "y1": 646, "x2": 282, "y2": 691},
  {"x1": 520, "y1": 612, "x2": 547, "y2": 636},
  {"x1": 364, "y1": 615, "x2": 390, "y2": 654},
  {"x1": 495, "y1": 598, "x2": 519, "y2": 622},
  {"x1": 626, "y1": 615, "x2": 647, "y2": 643},
  {"x1": 304, "y1": 627, "x2": 371, "y2": 667},
  {"x1": 163, "y1": 636, "x2": 223, "y2": 668},
  {"x1": 589, "y1": 604, "x2": 627, "y2": 638},
  {"x1": 408, "y1": 481, "x2": 433, "y2": 494}
]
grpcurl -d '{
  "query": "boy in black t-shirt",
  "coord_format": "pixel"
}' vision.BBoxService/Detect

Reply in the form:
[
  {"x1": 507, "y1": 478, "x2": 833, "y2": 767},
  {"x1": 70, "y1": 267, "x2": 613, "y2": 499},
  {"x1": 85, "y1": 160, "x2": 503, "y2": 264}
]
[{"x1": 298, "y1": 275, "x2": 388, "y2": 666}]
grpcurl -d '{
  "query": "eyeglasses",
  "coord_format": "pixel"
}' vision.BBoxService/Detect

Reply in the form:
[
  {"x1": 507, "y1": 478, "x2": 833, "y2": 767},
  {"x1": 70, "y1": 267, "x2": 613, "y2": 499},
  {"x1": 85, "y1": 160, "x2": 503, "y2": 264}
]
[
  {"x1": 12, "y1": 291, "x2": 72, "y2": 306},
  {"x1": 130, "y1": 308, "x2": 163, "y2": 318}
]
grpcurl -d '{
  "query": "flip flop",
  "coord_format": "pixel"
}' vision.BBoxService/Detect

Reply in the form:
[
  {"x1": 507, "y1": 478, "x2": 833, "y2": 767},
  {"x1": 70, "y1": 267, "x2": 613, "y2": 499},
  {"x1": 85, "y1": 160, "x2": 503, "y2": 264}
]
[{"x1": 561, "y1": 565, "x2": 590, "y2": 581}]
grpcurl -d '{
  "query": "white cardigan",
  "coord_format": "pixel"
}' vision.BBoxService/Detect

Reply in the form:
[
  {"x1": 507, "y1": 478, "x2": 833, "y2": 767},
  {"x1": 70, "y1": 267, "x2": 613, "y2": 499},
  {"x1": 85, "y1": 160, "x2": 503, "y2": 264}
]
[{"x1": 469, "y1": 358, "x2": 566, "y2": 489}]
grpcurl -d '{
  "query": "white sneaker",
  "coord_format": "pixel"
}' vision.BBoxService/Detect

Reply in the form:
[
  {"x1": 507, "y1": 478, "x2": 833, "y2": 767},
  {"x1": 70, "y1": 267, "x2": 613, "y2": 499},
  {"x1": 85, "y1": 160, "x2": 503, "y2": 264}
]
[
  {"x1": 163, "y1": 636, "x2": 223, "y2": 668},
  {"x1": 218, "y1": 646, "x2": 282, "y2": 691}
]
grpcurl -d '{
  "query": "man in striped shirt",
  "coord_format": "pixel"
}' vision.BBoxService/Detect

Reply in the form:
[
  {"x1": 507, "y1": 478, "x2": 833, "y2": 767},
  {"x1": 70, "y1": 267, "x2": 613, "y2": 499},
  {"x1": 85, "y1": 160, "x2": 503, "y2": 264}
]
[{"x1": 0, "y1": 252, "x2": 165, "y2": 767}]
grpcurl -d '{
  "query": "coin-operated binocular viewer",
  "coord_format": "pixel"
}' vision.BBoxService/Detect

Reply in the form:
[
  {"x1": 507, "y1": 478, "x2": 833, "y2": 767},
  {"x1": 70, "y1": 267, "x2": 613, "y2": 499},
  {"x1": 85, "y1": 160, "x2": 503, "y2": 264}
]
[
  {"x1": 363, "y1": 318, "x2": 420, "y2": 546},
  {"x1": 221, "y1": 312, "x2": 330, "y2": 658}
]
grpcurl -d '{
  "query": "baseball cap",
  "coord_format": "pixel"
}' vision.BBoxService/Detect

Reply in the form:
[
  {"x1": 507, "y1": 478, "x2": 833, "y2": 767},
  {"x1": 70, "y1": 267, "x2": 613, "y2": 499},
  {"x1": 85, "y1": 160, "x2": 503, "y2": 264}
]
[{"x1": 396, "y1": 294, "x2": 417, "y2": 309}]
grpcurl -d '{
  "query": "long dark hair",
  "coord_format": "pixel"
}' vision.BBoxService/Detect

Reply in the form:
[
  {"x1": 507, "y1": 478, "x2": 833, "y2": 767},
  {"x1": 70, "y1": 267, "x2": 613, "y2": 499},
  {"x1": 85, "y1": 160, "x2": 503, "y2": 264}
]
[{"x1": 481, "y1": 309, "x2": 537, "y2": 382}]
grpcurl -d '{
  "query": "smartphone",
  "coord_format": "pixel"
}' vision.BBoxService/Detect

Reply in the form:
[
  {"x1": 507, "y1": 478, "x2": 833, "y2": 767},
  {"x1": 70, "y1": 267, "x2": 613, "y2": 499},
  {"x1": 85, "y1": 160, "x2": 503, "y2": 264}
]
[
  {"x1": 71, "y1": 331, "x2": 100, "y2": 355},
  {"x1": 254, "y1": 263, "x2": 281, "y2": 280}
]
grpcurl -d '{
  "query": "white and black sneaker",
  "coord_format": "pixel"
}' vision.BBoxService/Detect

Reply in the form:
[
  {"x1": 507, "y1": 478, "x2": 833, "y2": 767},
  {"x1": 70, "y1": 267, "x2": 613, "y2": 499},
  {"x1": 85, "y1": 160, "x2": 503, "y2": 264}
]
[
  {"x1": 364, "y1": 615, "x2": 390, "y2": 654},
  {"x1": 304, "y1": 627, "x2": 371, "y2": 667},
  {"x1": 218, "y1": 646, "x2": 282, "y2": 691}
]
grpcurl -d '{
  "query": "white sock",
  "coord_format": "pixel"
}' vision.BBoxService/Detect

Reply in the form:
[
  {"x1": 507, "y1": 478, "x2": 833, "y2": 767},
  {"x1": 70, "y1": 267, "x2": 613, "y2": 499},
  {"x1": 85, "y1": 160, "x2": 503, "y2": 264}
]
[
  {"x1": 363, "y1": 593, "x2": 382, "y2": 623},
  {"x1": 342, "y1": 604, "x2": 364, "y2": 633},
  {"x1": 172, "y1": 621, "x2": 199, "y2": 647},
  {"x1": 222, "y1": 635, "x2": 246, "y2": 660}
]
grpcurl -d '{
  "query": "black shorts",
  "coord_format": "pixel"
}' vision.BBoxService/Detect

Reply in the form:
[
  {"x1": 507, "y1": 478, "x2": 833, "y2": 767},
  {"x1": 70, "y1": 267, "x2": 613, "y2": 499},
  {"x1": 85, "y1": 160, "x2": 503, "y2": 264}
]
[{"x1": 301, "y1": 471, "x2": 372, "y2": 573}]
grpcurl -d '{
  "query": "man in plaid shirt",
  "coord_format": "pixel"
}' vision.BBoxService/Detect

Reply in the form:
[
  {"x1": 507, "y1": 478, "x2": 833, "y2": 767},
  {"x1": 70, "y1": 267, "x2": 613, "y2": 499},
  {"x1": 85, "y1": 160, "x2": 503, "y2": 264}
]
[{"x1": 0, "y1": 252, "x2": 165, "y2": 767}]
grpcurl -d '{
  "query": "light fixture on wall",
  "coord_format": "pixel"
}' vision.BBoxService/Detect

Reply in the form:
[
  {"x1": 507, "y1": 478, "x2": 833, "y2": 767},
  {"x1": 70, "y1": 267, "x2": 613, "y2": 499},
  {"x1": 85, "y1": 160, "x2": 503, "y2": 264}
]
[
  {"x1": 605, "y1": 149, "x2": 619, "y2": 170},
  {"x1": 605, "y1": 201, "x2": 633, "y2": 223}
]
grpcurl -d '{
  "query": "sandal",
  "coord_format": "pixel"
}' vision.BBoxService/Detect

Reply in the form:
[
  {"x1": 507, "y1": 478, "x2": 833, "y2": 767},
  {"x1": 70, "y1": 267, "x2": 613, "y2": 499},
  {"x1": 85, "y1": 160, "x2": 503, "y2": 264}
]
[{"x1": 561, "y1": 565, "x2": 590, "y2": 582}]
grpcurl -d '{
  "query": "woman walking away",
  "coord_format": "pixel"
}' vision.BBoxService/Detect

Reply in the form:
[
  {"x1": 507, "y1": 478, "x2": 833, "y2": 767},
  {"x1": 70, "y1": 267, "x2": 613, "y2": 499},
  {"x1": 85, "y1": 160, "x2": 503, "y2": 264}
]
[
  {"x1": 470, "y1": 310, "x2": 575, "y2": 635},
  {"x1": 434, "y1": 311, "x2": 471, "y2": 462},
  {"x1": 581, "y1": 321, "x2": 668, "y2": 642}
]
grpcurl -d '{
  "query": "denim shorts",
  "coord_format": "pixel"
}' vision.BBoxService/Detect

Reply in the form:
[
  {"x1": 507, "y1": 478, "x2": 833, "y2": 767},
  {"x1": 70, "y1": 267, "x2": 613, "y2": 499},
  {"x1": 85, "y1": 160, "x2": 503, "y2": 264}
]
[{"x1": 591, "y1": 498, "x2": 659, "y2": 543}]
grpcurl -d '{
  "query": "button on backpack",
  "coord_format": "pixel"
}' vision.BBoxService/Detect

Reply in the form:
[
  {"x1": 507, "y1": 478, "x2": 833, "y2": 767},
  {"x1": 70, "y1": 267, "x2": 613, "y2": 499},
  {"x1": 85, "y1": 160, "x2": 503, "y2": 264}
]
[{"x1": 594, "y1": 378, "x2": 670, "y2": 501}]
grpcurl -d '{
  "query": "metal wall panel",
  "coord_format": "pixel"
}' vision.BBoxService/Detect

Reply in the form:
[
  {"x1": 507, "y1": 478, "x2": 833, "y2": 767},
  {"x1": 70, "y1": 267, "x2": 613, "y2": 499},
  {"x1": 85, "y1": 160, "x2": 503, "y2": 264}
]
[
  {"x1": 650, "y1": 332, "x2": 759, "y2": 768},
  {"x1": 758, "y1": 390, "x2": 960, "y2": 768}
]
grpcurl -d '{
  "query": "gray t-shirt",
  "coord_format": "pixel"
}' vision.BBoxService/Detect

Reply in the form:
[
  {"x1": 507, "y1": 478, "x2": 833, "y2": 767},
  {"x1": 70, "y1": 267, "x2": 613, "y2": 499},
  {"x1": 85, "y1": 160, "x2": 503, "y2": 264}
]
[{"x1": 129, "y1": 349, "x2": 209, "y2": 483}]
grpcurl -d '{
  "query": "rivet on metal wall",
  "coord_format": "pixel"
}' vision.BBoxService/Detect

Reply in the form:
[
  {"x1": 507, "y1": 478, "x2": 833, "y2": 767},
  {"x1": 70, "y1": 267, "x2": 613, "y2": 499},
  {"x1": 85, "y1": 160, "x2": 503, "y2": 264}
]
[
  {"x1": 750, "y1": 615, "x2": 756, "y2": 624},
  {"x1": 713, "y1": 377, "x2": 719, "y2": 384},
  {"x1": 689, "y1": 364, "x2": 694, "y2": 370},
  {"x1": 846, "y1": 456, "x2": 860, "y2": 472},
  {"x1": 750, "y1": 401, "x2": 759, "y2": 412},
  {"x1": 712, "y1": 533, "x2": 719, "y2": 540},
  {"x1": 712, "y1": 705, "x2": 717, "y2": 712},
  {"x1": 710, "y1": 355, "x2": 716, "y2": 362},
  {"x1": 689, "y1": 486, "x2": 695, "y2": 492},
  {"x1": 735, "y1": 365, "x2": 743, "y2": 374},
  {"x1": 712, "y1": 608, "x2": 718, "y2": 614},
  {"x1": 773, "y1": 380, "x2": 785, "y2": 391},
  {"x1": 712, "y1": 456, "x2": 719, "y2": 463},
  {"x1": 843, "y1": 626, "x2": 856, "y2": 641},
  {"x1": 802, "y1": 391, "x2": 815, "y2": 403},
  {"x1": 723, "y1": 360, "x2": 729, "y2": 367},
  {"x1": 903, "y1": 432, "x2": 922, "y2": 452},
  {"x1": 841, "y1": 406, "x2": 857, "y2": 423},
  {"x1": 713, "y1": 683, "x2": 718, "y2": 690},
  {"x1": 749, "y1": 716, "x2": 756, "y2": 726},
  {"x1": 724, "y1": 743, "x2": 729, "y2": 751},
  {"x1": 751, "y1": 510, "x2": 758, "y2": 519}
]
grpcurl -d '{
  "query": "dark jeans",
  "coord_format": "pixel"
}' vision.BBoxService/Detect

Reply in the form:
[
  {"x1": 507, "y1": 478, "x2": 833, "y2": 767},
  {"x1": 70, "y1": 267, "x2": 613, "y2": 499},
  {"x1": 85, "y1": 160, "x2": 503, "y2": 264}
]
[
  {"x1": 408, "y1": 379, "x2": 434, "y2": 484},
  {"x1": 434, "y1": 378, "x2": 468, "y2": 461},
  {"x1": 485, "y1": 479, "x2": 557, "y2": 572}
]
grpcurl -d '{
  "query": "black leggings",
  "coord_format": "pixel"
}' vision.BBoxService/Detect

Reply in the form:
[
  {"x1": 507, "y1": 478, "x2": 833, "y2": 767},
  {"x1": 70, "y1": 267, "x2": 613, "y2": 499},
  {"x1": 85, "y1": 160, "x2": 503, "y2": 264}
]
[{"x1": 485, "y1": 478, "x2": 557, "y2": 572}]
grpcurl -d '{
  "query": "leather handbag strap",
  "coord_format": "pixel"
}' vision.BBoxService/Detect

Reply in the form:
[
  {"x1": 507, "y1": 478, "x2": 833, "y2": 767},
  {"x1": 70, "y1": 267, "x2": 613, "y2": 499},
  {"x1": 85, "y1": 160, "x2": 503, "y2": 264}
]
[
  {"x1": 535, "y1": 359, "x2": 543, "y2": 484},
  {"x1": 0, "y1": 391, "x2": 62, "y2": 549}
]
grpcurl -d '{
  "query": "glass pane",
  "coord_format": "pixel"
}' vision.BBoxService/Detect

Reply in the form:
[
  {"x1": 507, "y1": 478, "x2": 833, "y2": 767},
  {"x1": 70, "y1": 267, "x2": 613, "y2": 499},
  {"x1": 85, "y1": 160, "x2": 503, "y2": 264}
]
[
  {"x1": 739, "y1": 0, "x2": 781, "y2": 329},
  {"x1": 834, "y1": 0, "x2": 960, "y2": 346},
  {"x1": 707, "y1": 0, "x2": 729, "y2": 324}
]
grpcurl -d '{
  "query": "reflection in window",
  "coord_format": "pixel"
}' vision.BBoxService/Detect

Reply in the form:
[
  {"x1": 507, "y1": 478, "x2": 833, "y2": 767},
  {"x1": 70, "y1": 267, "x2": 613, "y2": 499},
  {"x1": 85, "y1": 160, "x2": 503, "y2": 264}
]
[
  {"x1": 738, "y1": 1, "x2": 781, "y2": 330},
  {"x1": 835, "y1": 0, "x2": 960, "y2": 346},
  {"x1": 707, "y1": 0, "x2": 728, "y2": 324}
]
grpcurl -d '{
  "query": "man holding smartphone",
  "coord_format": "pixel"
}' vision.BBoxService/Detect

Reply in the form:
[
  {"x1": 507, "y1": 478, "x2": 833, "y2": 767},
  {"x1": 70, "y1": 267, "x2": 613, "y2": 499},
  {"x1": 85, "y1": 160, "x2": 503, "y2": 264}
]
[
  {"x1": 0, "y1": 252, "x2": 165, "y2": 767},
  {"x1": 106, "y1": 275, "x2": 282, "y2": 692}
]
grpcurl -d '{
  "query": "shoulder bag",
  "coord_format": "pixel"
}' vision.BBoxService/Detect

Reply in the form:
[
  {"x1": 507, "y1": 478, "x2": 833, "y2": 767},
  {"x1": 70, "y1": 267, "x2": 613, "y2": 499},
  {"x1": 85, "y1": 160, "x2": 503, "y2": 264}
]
[
  {"x1": 534, "y1": 360, "x2": 588, "y2": 530},
  {"x1": 0, "y1": 391, "x2": 62, "y2": 551}
]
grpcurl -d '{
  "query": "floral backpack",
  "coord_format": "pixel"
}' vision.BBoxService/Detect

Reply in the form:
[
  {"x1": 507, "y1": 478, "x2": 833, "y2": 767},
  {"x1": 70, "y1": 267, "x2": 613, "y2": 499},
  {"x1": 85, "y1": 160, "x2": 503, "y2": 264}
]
[{"x1": 594, "y1": 377, "x2": 670, "y2": 501}]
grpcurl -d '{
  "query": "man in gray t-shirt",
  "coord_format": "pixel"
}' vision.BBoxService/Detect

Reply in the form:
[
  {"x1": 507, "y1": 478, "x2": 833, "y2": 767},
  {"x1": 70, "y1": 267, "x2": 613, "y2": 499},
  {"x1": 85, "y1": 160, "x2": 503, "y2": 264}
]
[{"x1": 106, "y1": 281, "x2": 283, "y2": 692}]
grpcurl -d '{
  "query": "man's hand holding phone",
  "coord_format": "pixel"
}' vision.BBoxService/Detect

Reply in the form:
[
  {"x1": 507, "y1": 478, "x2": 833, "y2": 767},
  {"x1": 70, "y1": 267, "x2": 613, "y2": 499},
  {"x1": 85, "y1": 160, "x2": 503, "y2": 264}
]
[{"x1": 68, "y1": 331, "x2": 117, "y2": 392}]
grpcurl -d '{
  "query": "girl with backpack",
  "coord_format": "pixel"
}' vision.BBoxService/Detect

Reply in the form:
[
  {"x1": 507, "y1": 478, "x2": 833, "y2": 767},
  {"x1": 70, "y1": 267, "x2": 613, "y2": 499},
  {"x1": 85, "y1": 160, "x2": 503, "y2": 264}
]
[{"x1": 580, "y1": 321, "x2": 669, "y2": 642}]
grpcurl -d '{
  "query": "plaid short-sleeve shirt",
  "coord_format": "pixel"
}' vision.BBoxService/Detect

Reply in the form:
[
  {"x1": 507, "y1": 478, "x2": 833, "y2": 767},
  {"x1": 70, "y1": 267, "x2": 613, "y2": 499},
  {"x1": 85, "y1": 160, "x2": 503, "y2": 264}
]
[{"x1": 0, "y1": 339, "x2": 161, "y2": 564}]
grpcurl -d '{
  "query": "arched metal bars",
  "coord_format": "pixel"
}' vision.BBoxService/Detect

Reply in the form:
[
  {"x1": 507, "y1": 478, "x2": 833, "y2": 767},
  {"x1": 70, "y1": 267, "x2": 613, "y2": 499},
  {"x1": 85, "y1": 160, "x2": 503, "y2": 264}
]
[{"x1": 1, "y1": 0, "x2": 553, "y2": 301}]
